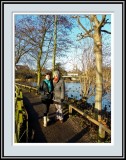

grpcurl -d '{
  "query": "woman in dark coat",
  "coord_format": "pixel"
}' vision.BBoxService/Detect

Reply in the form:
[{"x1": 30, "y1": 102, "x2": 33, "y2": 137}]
[{"x1": 38, "y1": 72, "x2": 53, "y2": 127}]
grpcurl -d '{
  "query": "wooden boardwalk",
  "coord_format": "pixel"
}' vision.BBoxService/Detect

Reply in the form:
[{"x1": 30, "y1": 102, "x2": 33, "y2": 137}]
[{"x1": 22, "y1": 89, "x2": 98, "y2": 143}]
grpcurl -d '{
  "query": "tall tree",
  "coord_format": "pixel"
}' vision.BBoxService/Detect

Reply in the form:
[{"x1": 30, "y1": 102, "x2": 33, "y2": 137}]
[
  {"x1": 75, "y1": 15, "x2": 111, "y2": 121},
  {"x1": 15, "y1": 15, "x2": 54, "y2": 86},
  {"x1": 51, "y1": 15, "x2": 73, "y2": 72},
  {"x1": 15, "y1": 15, "x2": 73, "y2": 85}
]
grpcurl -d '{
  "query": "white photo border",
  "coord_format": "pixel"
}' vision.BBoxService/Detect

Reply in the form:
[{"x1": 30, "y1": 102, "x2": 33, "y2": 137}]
[{"x1": 2, "y1": 1, "x2": 124, "y2": 158}]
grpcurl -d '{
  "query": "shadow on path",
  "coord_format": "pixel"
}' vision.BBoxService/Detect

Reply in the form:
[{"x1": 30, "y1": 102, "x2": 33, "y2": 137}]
[
  {"x1": 67, "y1": 126, "x2": 89, "y2": 143},
  {"x1": 23, "y1": 96, "x2": 47, "y2": 143}
]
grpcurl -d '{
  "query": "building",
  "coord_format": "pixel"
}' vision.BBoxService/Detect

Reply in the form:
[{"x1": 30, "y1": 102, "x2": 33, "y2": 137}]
[
  {"x1": 67, "y1": 71, "x2": 79, "y2": 77},
  {"x1": 15, "y1": 65, "x2": 30, "y2": 71}
]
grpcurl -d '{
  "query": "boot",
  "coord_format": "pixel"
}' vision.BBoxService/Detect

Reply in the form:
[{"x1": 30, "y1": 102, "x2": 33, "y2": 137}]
[
  {"x1": 43, "y1": 116, "x2": 47, "y2": 127},
  {"x1": 47, "y1": 114, "x2": 50, "y2": 122}
]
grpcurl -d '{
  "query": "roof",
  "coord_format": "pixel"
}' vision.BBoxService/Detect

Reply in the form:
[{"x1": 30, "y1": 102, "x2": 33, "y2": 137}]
[{"x1": 15, "y1": 65, "x2": 30, "y2": 70}]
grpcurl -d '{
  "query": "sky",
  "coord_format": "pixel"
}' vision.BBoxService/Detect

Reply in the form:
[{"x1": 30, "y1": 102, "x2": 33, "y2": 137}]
[
  {"x1": 55, "y1": 15, "x2": 111, "y2": 71},
  {"x1": 15, "y1": 14, "x2": 111, "y2": 71}
]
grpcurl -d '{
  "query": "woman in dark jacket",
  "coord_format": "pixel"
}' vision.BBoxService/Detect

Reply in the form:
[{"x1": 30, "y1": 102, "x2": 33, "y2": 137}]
[
  {"x1": 53, "y1": 70, "x2": 65, "y2": 123},
  {"x1": 38, "y1": 72, "x2": 53, "y2": 127}
]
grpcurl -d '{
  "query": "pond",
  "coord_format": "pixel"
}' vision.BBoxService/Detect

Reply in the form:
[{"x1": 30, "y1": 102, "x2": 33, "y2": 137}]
[{"x1": 65, "y1": 82, "x2": 111, "y2": 112}]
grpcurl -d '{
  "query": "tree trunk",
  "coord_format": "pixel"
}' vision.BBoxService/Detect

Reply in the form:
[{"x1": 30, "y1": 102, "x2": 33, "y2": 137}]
[
  {"x1": 36, "y1": 27, "x2": 47, "y2": 86},
  {"x1": 52, "y1": 15, "x2": 58, "y2": 72},
  {"x1": 37, "y1": 56, "x2": 41, "y2": 87},
  {"x1": 93, "y1": 28, "x2": 103, "y2": 121}
]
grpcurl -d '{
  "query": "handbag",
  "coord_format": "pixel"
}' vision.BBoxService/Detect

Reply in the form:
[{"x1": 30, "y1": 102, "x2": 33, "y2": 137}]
[{"x1": 41, "y1": 91, "x2": 52, "y2": 101}]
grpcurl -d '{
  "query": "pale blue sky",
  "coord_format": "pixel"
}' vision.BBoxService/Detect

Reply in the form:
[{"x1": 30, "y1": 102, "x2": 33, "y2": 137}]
[{"x1": 15, "y1": 14, "x2": 111, "y2": 71}]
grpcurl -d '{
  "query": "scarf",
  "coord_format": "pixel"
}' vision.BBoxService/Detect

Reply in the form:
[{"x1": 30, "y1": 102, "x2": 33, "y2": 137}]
[
  {"x1": 44, "y1": 79, "x2": 52, "y2": 92},
  {"x1": 53, "y1": 77, "x2": 59, "y2": 83}
]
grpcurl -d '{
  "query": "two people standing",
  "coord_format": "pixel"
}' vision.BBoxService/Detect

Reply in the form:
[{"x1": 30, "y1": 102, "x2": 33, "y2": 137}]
[{"x1": 38, "y1": 70, "x2": 65, "y2": 127}]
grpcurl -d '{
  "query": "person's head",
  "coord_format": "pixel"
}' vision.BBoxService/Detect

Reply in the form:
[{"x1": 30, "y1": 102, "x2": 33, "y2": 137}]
[
  {"x1": 45, "y1": 72, "x2": 51, "y2": 80},
  {"x1": 53, "y1": 70, "x2": 60, "y2": 79}
]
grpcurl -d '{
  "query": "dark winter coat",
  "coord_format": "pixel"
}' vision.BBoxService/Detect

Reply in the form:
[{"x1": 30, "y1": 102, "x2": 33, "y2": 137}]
[{"x1": 38, "y1": 80, "x2": 53, "y2": 101}]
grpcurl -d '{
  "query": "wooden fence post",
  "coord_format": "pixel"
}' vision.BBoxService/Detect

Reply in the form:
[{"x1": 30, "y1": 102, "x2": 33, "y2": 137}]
[
  {"x1": 25, "y1": 112, "x2": 28, "y2": 142},
  {"x1": 15, "y1": 85, "x2": 29, "y2": 143},
  {"x1": 98, "y1": 124, "x2": 105, "y2": 142},
  {"x1": 29, "y1": 87, "x2": 31, "y2": 92},
  {"x1": 69, "y1": 105, "x2": 72, "y2": 117}
]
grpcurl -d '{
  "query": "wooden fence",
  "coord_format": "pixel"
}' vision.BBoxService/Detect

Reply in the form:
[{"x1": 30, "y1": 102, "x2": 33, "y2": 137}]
[
  {"x1": 15, "y1": 83, "x2": 38, "y2": 93},
  {"x1": 69, "y1": 105, "x2": 111, "y2": 140},
  {"x1": 15, "y1": 85, "x2": 28, "y2": 143}
]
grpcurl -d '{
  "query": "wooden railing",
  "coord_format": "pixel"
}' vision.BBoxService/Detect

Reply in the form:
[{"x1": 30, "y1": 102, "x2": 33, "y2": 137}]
[
  {"x1": 15, "y1": 83, "x2": 38, "y2": 94},
  {"x1": 15, "y1": 85, "x2": 28, "y2": 143},
  {"x1": 69, "y1": 105, "x2": 111, "y2": 141}
]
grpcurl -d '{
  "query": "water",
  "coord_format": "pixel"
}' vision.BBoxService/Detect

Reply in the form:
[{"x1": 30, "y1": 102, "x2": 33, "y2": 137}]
[
  {"x1": 87, "y1": 94, "x2": 111, "y2": 112},
  {"x1": 30, "y1": 82, "x2": 111, "y2": 112},
  {"x1": 65, "y1": 82, "x2": 82, "y2": 100}
]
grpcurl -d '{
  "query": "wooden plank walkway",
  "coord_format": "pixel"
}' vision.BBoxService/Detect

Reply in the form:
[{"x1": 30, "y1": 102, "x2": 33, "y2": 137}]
[{"x1": 22, "y1": 89, "x2": 98, "y2": 143}]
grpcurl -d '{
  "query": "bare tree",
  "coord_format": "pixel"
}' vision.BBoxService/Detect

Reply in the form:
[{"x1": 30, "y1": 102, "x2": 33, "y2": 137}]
[
  {"x1": 52, "y1": 15, "x2": 74, "y2": 70},
  {"x1": 74, "y1": 15, "x2": 111, "y2": 121},
  {"x1": 15, "y1": 24, "x2": 33, "y2": 65},
  {"x1": 15, "y1": 15, "x2": 74, "y2": 85},
  {"x1": 15, "y1": 15, "x2": 54, "y2": 86}
]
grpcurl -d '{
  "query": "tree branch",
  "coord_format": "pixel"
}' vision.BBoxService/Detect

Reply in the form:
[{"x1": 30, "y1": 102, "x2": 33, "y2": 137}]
[
  {"x1": 77, "y1": 33, "x2": 92, "y2": 40},
  {"x1": 77, "y1": 16, "x2": 92, "y2": 38},
  {"x1": 101, "y1": 30, "x2": 111, "y2": 34},
  {"x1": 99, "y1": 15, "x2": 106, "y2": 28}
]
